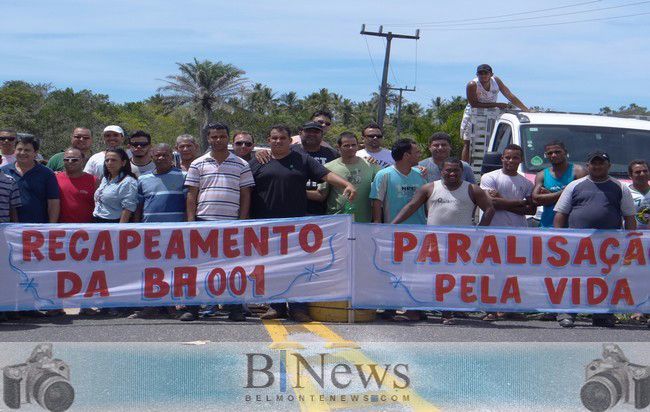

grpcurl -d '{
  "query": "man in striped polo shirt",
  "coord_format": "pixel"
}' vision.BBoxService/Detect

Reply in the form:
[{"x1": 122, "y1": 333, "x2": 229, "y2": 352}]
[
  {"x1": 0, "y1": 152, "x2": 21, "y2": 322},
  {"x1": 184, "y1": 122, "x2": 254, "y2": 322},
  {"x1": 0, "y1": 153, "x2": 21, "y2": 223}
]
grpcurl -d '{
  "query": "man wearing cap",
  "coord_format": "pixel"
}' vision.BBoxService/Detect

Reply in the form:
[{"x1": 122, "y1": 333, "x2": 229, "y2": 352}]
[
  {"x1": 460, "y1": 64, "x2": 529, "y2": 163},
  {"x1": 84, "y1": 125, "x2": 131, "y2": 179},
  {"x1": 553, "y1": 150, "x2": 636, "y2": 328},
  {"x1": 291, "y1": 110, "x2": 335, "y2": 149},
  {"x1": 292, "y1": 121, "x2": 340, "y2": 214}
]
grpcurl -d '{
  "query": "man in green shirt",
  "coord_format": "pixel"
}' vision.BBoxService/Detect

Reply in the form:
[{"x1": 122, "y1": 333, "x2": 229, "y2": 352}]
[
  {"x1": 310, "y1": 132, "x2": 379, "y2": 222},
  {"x1": 47, "y1": 127, "x2": 93, "y2": 171}
]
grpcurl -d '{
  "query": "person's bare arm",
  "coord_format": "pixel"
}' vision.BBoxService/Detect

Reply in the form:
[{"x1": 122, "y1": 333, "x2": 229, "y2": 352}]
[
  {"x1": 573, "y1": 164, "x2": 588, "y2": 179},
  {"x1": 239, "y1": 186, "x2": 251, "y2": 220},
  {"x1": 466, "y1": 82, "x2": 509, "y2": 109},
  {"x1": 494, "y1": 77, "x2": 529, "y2": 111},
  {"x1": 391, "y1": 184, "x2": 431, "y2": 224},
  {"x1": 532, "y1": 171, "x2": 562, "y2": 205},
  {"x1": 133, "y1": 204, "x2": 143, "y2": 222},
  {"x1": 47, "y1": 199, "x2": 60, "y2": 223},
  {"x1": 371, "y1": 199, "x2": 383, "y2": 223},
  {"x1": 624, "y1": 215, "x2": 637, "y2": 230},
  {"x1": 119, "y1": 209, "x2": 132, "y2": 223},
  {"x1": 9, "y1": 207, "x2": 18, "y2": 223},
  {"x1": 186, "y1": 186, "x2": 199, "y2": 222},
  {"x1": 254, "y1": 149, "x2": 272, "y2": 165},
  {"x1": 306, "y1": 190, "x2": 326, "y2": 202},
  {"x1": 472, "y1": 185, "x2": 495, "y2": 226},
  {"x1": 323, "y1": 172, "x2": 356, "y2": 201},
  {"x1": 553, "y1": 212, "x2": 568, "y2": 228}
]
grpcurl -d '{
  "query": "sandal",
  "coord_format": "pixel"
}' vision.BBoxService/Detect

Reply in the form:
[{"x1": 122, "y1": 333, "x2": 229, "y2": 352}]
[
  {"x1": 630, "y1": 313, "x2": 647, "y2": 323},
  {"x1": 482, "y1": 313, "x2": 498, "y2": 322}
]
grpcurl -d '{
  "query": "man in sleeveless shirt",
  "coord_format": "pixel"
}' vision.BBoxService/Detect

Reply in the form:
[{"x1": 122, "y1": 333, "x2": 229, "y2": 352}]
[
  {"x1": 392, "y1": 158, "x2": 495, "y2": 324},
  {"x1": 533, "y1": 141, "x2": 586, "y2": 228},
  {"x1": 461, "y1": 64, "x2": 529, "y2": 163}
]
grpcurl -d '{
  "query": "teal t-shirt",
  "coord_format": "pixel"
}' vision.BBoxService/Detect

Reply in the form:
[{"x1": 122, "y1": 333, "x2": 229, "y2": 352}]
[{"x1": 369, "y1": 166, "x2": 426, "y2": 224}]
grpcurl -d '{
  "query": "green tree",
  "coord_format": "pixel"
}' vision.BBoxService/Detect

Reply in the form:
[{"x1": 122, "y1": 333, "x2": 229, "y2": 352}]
[{"x1": 158, "y1": 58, "x2": 248, "y2": 149}]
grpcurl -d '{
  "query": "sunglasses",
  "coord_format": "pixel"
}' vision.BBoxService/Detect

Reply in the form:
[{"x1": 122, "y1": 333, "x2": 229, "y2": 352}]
[
  {"x1": 365, "y1": 134, "x2": 383, "y2": 139},
  {"x1": 477, "y1": 70, "x2": 490, "y2": 75},
  {"x1": 234, "y1": 141, "x2": 253, "y2": 147},
  {"x1": 73, "y1": 135, "x2": 91, "y2": 140},
  {"x1": 0, "y1": 137, "x2": 16, "y2": 142},
  {"x1": 63, "y1": 158, "x2": 81, "y2": 163},
  {"x1": 130, "y1": 142, "x2": 150, "y2": 148},
  {"x1": 317, "y1": 121, "x2": 332, "y2": 126}
]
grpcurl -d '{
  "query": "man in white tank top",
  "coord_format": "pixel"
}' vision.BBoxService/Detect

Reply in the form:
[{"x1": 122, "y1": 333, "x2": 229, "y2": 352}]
[
  {"x1": 461, "y1": 64, "x2": 529, "y2": 162},
  {"x1": 391, "y1": 158, "x2": 495, "y2": 325}
]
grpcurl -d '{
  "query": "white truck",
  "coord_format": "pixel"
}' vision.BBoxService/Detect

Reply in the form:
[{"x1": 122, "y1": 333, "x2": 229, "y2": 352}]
[{"x1": 471, "y1": 110, "x2": 650, "y2": 222}]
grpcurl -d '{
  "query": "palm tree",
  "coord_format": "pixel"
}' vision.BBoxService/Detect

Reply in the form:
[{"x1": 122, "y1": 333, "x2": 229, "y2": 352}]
[
  {"x1": 279, "y1": 91, "x2": 301, "y2": 112},
  {"x1": 247, "y1": 83, "x2": 277, "y2": 115},
  {"x1": 158, "y1": 58, "x2": 248, "y2": 149}
]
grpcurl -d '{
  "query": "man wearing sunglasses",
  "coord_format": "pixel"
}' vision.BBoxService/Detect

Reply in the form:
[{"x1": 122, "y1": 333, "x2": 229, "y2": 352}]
[
  {"x1": 291, "y1": 110, "x2": 334, "y2": 149},
  {"x1": 47, "y1": 127, "x2": 94, "y2": 171},
  {"x1": 0, "y1": 129, "x2": 45, "y2": 167},
  {"x1": 129, "y1": 130, "x2": 155, "y2": 177},
  {"x1": 232, "y1": 131, "x2": 255, "y2": 161},
  {"x1": 532, "y1": 141, "x2": 586, "y2": 228},
  {"x1": 460, "y1": 64, "x2": 529, "y2": 163},
  {"x1": 56, "y1": 147, "x2": 96, "y2": 224},
  {"x1": 356, "y1": 123, "x2": 394, "y2": 169}
]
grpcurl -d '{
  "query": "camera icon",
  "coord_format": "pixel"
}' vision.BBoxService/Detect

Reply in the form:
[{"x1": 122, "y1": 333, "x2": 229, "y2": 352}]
[
  {"x1": 3, "y1": 343, "x2": 74, "y2": 412},
  {"x1": 581, "y1": 344, "x2": 650, "y2": 411}
]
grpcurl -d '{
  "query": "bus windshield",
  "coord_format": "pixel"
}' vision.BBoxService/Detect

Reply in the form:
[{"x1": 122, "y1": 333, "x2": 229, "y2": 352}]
[{"x1": 521, "y1": 124, "x2": 650, "y2": 178}]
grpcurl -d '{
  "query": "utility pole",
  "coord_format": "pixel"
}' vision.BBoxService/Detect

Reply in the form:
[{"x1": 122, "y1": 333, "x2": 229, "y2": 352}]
[
  {"x1": 360, "y1": 24, "x2": 419, "y2": 129},
  {"x1": 389, "y1": 86, "x2": 416, "y2": 137}
]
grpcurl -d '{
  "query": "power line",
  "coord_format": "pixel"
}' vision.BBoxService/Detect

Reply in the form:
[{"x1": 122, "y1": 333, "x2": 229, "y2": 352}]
[
  {"x1": 383, "y1": 0, "x2": 601, "y2": 26},
  {"x1": 363, "y1": 35, "x2": 381, "y2": 83},
  {"x1": 385, "y1": 38, "x2": 400, "y2": 85},
  {"x1": 414, "y1": 39, "x2": 418, "y2": 88},
  {"x1": 420, "y1": 10, "x2": 650, "y2": 31},
  {"x1": 413, "y1": 0, "x2": 650, "y2": 27}
]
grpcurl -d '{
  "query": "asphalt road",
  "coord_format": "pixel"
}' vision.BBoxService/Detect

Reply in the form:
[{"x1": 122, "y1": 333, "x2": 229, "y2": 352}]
[{"x1": 1, "y1": 311, "x2": 647, "y2": 342}]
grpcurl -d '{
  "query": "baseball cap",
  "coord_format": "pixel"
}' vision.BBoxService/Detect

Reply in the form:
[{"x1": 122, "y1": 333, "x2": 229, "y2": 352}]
[
  {"x1": 302, "y1": 121, "x2": 323, "y2": 131},
  {"x1": 476, "y1": 64, "x2": 493, "y2": 73},
  {"x1": 103, "y1": 125, "x2": 124, "y2": 135},
  {"x1": 586, "y1": 150, "x2": 610, "y2": 163}
]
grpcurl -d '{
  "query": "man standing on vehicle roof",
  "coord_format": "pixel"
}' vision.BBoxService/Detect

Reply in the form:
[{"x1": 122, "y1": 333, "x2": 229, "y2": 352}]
[{"x1": 460, "y1": 64, "x2": 529, "y2": 163}]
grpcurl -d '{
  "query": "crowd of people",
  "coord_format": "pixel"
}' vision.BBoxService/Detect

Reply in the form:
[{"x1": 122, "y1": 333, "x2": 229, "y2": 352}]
[{"x1": 0, "y1": 67, "x2": 648, "y2": 328}]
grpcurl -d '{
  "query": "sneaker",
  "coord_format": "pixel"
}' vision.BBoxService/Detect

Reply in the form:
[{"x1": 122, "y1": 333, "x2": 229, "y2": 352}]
[
  {"x1": 260, "y1": 307, "x2": 288, "y2": 320},
  {"x1": 79, "y1": 308, "x2": 99, "y2": 316},
  {"x1": 46, "y1": 309, "x2": 66, "y2": 317},
  {"x1": 558, "y1": 318, "x2": 575, "y2": 328},
  {"x1": 179, "y1": 311, "x2": 197, "y2": 322},
  {"x1": 127, "y1": 308, "x2": 159, "y2": 319}
]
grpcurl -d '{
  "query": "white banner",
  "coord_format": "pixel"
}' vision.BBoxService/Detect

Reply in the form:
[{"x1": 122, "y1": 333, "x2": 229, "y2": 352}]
[
  {"x1": 352, "y1": 224, "x2": 650, "y2": 313},
  {"x1": 0, "y1": 216, "x2": 352, "y2": 311}
]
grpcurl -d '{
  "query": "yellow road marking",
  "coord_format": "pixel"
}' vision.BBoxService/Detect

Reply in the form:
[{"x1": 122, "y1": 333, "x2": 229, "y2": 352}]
[{"x1": 262, "y1": 320, "x2": 440, "y2": 411}]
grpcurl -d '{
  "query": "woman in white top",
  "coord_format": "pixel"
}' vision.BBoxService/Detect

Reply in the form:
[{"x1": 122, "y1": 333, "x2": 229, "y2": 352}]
[{"x1": 461, "y1": 64, "x2": 529, "y2": 162}]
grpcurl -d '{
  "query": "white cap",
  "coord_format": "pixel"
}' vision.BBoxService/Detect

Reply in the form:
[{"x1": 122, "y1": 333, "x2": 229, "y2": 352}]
[{"x1": 103, "y1": 125, "x2": 124, "y2": 135}]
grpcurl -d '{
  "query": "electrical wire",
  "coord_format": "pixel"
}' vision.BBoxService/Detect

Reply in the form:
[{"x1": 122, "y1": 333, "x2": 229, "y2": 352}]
[
  {"x1": 363, "y1": 35, "x2": 381, "y2": 83},
  {"x1": 413, "y1": 0, "x2": 650, "y2": 27},
  {"x1": 383, "y1": 0, "x2": 601, "y2": 26},
  {"x1": 385, "y1": 38, "x2": 400, "y2": 86},
  {"x1": 420, "y1": 10, "x2": 650, "y2": 31}
]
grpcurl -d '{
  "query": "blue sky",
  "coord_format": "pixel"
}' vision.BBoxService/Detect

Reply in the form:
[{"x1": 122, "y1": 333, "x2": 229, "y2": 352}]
[{"x1": 1, "y1": 0, "x2": 649, "y2": 113}]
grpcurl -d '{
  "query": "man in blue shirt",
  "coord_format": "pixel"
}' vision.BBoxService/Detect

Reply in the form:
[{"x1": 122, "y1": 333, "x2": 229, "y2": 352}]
[
  {"x1": 135, "y1": 144, "x2": 186, "y2": 223},
  {"x1": 1, "y1": 135, "x2": 59, "y2": 223},
  {"x1": 370, "y1": 138, "x2": 426, "y2": 225}
]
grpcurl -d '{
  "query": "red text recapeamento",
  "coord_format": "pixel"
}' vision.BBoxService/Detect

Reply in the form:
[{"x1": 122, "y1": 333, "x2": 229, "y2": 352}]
[
  {"x1": 393, "y1": 231, "x2": 649, "y2": 274},
  {"x1": 19, "y1": 224, "x2": 325, "y2": 263}
]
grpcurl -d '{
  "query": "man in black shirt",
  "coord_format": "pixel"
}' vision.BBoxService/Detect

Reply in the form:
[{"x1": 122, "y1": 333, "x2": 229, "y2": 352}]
[
  {"x1": 292, "y1": 121, "x2": 339, "y2": 214},
  {"x1": 249, "y1": 124, "x2": 355, "y2": 321}
]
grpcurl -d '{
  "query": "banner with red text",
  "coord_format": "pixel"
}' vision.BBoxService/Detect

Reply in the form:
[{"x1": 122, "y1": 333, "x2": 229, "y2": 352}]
[
  {"x1": 352, "y1": 224, "x2": 650, "y2": 313},
  {"x1": 0, "y1": 216, "x2": 352, "y2": 311}
]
